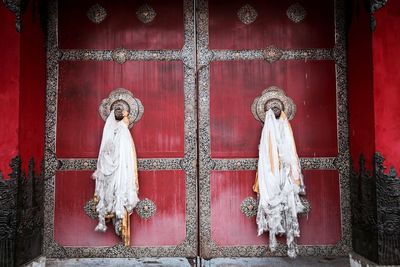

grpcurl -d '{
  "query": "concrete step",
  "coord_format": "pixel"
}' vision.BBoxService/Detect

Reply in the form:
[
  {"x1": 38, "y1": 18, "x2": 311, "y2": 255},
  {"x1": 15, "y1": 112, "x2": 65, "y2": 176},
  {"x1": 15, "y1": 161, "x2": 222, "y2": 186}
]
[{"x1": 45, "y1": 256, "x2": 350, "y2": 267}]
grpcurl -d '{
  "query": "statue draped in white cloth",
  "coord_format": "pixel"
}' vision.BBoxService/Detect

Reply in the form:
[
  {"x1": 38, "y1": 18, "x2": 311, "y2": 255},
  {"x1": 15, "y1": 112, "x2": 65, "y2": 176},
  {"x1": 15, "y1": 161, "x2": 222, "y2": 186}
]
[
  {"x1": 253, "y1": 107, "x2": 306, "y2": 258},
  {"x1": 93, "y1": 107, "x2": 139, "y2": 246}
]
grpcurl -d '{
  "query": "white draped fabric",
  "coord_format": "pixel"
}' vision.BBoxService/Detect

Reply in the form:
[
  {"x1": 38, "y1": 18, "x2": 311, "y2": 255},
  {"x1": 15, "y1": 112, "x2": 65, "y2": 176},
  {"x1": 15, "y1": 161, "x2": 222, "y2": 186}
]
[
  {"x1": 93, "y1": 110, "x2": 139, "y2": 232},
  {"x1": 256, "y1": 109, "x2": 305, "y2": 258}
]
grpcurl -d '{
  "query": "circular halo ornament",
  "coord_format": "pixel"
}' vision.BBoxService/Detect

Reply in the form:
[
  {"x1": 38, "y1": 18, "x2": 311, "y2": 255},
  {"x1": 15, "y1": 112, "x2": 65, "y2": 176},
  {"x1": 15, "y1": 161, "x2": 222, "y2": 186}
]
[
  {"x1": 251, "y1": 86, "x2": 296, "y2": 123},
  {"x1": 99, "y1": 88, "x2": 144, "y2": 129}
]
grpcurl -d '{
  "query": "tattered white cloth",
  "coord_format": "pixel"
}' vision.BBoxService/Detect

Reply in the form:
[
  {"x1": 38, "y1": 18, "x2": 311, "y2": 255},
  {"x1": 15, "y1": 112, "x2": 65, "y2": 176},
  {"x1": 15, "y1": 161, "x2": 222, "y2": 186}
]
[
  {"x1": 254, "y1": 109, "x2": 306, "y2": 258},
  {"x1": 93, "y1": 110, "x2": 139, "y2": 245}
]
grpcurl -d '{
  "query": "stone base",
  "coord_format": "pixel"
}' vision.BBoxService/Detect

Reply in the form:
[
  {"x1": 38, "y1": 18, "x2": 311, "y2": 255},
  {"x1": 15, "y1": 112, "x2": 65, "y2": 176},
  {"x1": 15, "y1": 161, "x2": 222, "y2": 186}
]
[
  {"x1": 46, "y1": 257, "x2": 195, "y2": 266},
  {"x1": 25, "y1": 256, "x2": 352, "y2": 267},
  {"x1": 202, "y1": 257, "x2": 350, "y2": 267},
  {"x1": 22, "y1": 256, "x2": 46, "y2": 267},
  {"x1": 349, "y1": 252, "x2": 399, "y2": 267}
]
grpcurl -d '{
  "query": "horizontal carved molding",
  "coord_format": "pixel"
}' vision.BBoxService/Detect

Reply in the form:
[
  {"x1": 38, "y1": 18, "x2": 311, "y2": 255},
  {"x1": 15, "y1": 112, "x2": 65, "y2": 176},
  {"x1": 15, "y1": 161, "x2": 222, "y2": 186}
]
[
  {"x1": 58, "y1": 158, "x2": 182, "y2": 171},
  {"x1": 59, "y1": 49, "x2": 182, "y2": 62},
  {"x1": 58, "y1": 48, "x2": 334, "y2": 63},
  {"x1": 213, "y1": 157, "x2": 336, "y2": 171},
  {"x1": 211, "y1": 48, "x2": 334, "y2": 62}
]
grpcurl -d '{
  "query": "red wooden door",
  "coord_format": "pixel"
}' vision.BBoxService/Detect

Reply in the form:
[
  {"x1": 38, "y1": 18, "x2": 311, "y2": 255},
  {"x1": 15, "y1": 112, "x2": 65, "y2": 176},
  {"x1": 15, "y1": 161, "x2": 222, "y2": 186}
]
[
  {"x1": 43, "y1": 0, "x2": 197, "y2": 258},
  {"x1": 43, "y1": 0, "x2": 350, "y2": 259},
  {"x1": 197, "y1": 0, "x2": 351, "y2": 258}
]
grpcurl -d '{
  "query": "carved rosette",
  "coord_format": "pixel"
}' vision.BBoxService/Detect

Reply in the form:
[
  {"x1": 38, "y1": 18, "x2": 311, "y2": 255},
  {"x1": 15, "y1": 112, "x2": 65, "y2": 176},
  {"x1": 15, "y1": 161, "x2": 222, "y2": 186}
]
[
  {"x1": 136, "y1": 4, "x2": 157, "y2": 24},
  {"x1": 251, "y1": 86, "x2": 296, "y2": 123},
  {"x1": 286, "y1": 3, "x2": 307, "y2": 24},
  {"x1": 263, "y1": 45, "x2": 283, "y2": 63},
  {"x1": 135, "y1": 198, "x2": 156, "y2": 219},
  {"x1": 87, "y1": 4, "x2": 107, "y2": 24},
  {"x1": 99, "y1": 88, "x2": 144, "y2": 129},
  {"x1": 240, "y1": 197, "x2": 258, "y2": 217},
  {"x1": 111, "y1": 48, "x2": 128, "y2": 64},
  {"x1": 237, "y1": 4, "x2": 258, "y2": 25}
]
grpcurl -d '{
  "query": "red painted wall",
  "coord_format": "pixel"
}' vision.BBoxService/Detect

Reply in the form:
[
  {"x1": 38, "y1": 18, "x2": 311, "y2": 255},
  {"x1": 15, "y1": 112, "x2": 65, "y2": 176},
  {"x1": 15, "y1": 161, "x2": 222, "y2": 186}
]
[
  {"x1": 0, "y1": 1, "x2": 45, "y2": 176},
  {"x1": 0, "y1": 5, "x2": 20, "y2": 175},
  {"x1": 19, "y1": 0, "x2": 46, "y2": 172},
  {"x1": 347, "y1": 0, "x2": 376, "y2": 170},
  {"x1": 373, "y1": 0, "x2": 400, "y2": 171}
]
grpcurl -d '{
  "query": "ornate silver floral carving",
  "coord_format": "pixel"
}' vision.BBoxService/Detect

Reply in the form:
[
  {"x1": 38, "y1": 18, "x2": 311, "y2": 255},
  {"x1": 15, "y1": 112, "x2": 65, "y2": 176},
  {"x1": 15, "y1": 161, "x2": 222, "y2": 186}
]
[
  {"x1": 240, "y1": 197, "x2": 258, "y2": 217},
  {"x1": 286, "y1": 3, "x2": 307, "y2": 24},
  {"x1": 87, "y1": 4, "x2": 107, "y2": 24},
  {"x1": 263, "y1": 45, "x2": 283, "y2": 63},
  {"x1": 136, "y1": 4, "x2": 156, "y2": 24},
  {"x1": 135, "y1": 198, "x2": 156, "y2": 219},
  {"x1": 251, "y1": 86, "x2": 296, "y2": 123},
  {"x1": 237, "y1": 4, "x2": 258, "y2": 25},
  {"x1": 99, "y1": 88, "x2": 144, "y2": 129},
  {"x1": 111, "y1": 48, "x2": 128, "y2": 64},
  {"x1": 84, "y1": 199, "x2": 98, "y2": 220}
]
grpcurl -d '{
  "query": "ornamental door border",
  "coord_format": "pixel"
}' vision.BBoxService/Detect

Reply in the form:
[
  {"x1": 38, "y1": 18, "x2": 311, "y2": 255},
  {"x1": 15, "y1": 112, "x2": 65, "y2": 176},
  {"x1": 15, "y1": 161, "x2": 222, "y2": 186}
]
[
  {"x1": 43, "y1": 0, "x2": 198, "y2": 258},
  {"x1": 196, "y1": 0, "x2": 351, "y2": 258}
]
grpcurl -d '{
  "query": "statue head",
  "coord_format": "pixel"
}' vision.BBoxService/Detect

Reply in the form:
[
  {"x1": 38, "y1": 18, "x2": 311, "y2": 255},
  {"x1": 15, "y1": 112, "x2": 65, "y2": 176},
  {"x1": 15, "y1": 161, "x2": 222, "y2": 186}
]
[
  {"x1": 111, "y1": 100, "x2": 130, "y2": 121},
  {"x1": 265, "y1": 99, "x2": 283, "y2": 119}
]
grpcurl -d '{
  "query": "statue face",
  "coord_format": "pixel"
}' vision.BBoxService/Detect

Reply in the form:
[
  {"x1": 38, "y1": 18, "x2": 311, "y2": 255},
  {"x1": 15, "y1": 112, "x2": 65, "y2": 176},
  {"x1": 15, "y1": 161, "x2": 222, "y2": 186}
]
[
  {"x1": 271, "y1": 106, "x2": 281, "y2": 119},
  {"x1": 265, "y1": 100, "x2": 283, "y2": 119}
]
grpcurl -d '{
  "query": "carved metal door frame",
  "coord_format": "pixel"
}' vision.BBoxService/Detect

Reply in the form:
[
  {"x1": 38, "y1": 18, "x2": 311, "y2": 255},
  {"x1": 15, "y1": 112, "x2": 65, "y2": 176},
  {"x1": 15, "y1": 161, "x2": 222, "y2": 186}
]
[
  {"x1": 196, "y1": 0, "x2": 351, "y2": 258},
  {"x1": 43, "y1": 0, "x2": 198, "y2": 258}
]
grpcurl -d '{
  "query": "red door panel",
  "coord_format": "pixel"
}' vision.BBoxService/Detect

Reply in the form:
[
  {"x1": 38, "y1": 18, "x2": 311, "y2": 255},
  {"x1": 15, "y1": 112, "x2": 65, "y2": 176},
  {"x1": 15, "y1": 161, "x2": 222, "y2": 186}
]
[
  {"x1": 131, "y1": 170, "x2": 186, "y2": 246},
  {"x1": 209, "y1": 0, "x2": 334, "y2": 50},
  {"x1": 57, "y1": 61, "x2": 185, "y2": 159},
  {"x1": 210, "y1": 60, "x2": 338, "y2": 158},
  {"x1": 59, "y1": 0, "x2": 184, "y2": 50},
  {"x1": 297, "y1": 170, "x2": 341, "y2": 245},
  {"x1": 210, "y1": 170, "x2": 265, "y2": 246},
  {"x1": 54, "y1": 171, "x2": 120, "y2": 247},
  {"x1": 210, "y1": 170, "x2": 341, "y2": 246},
  {"x1": 54, "y1": 170, "x2": 186, "y2": 247}
]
